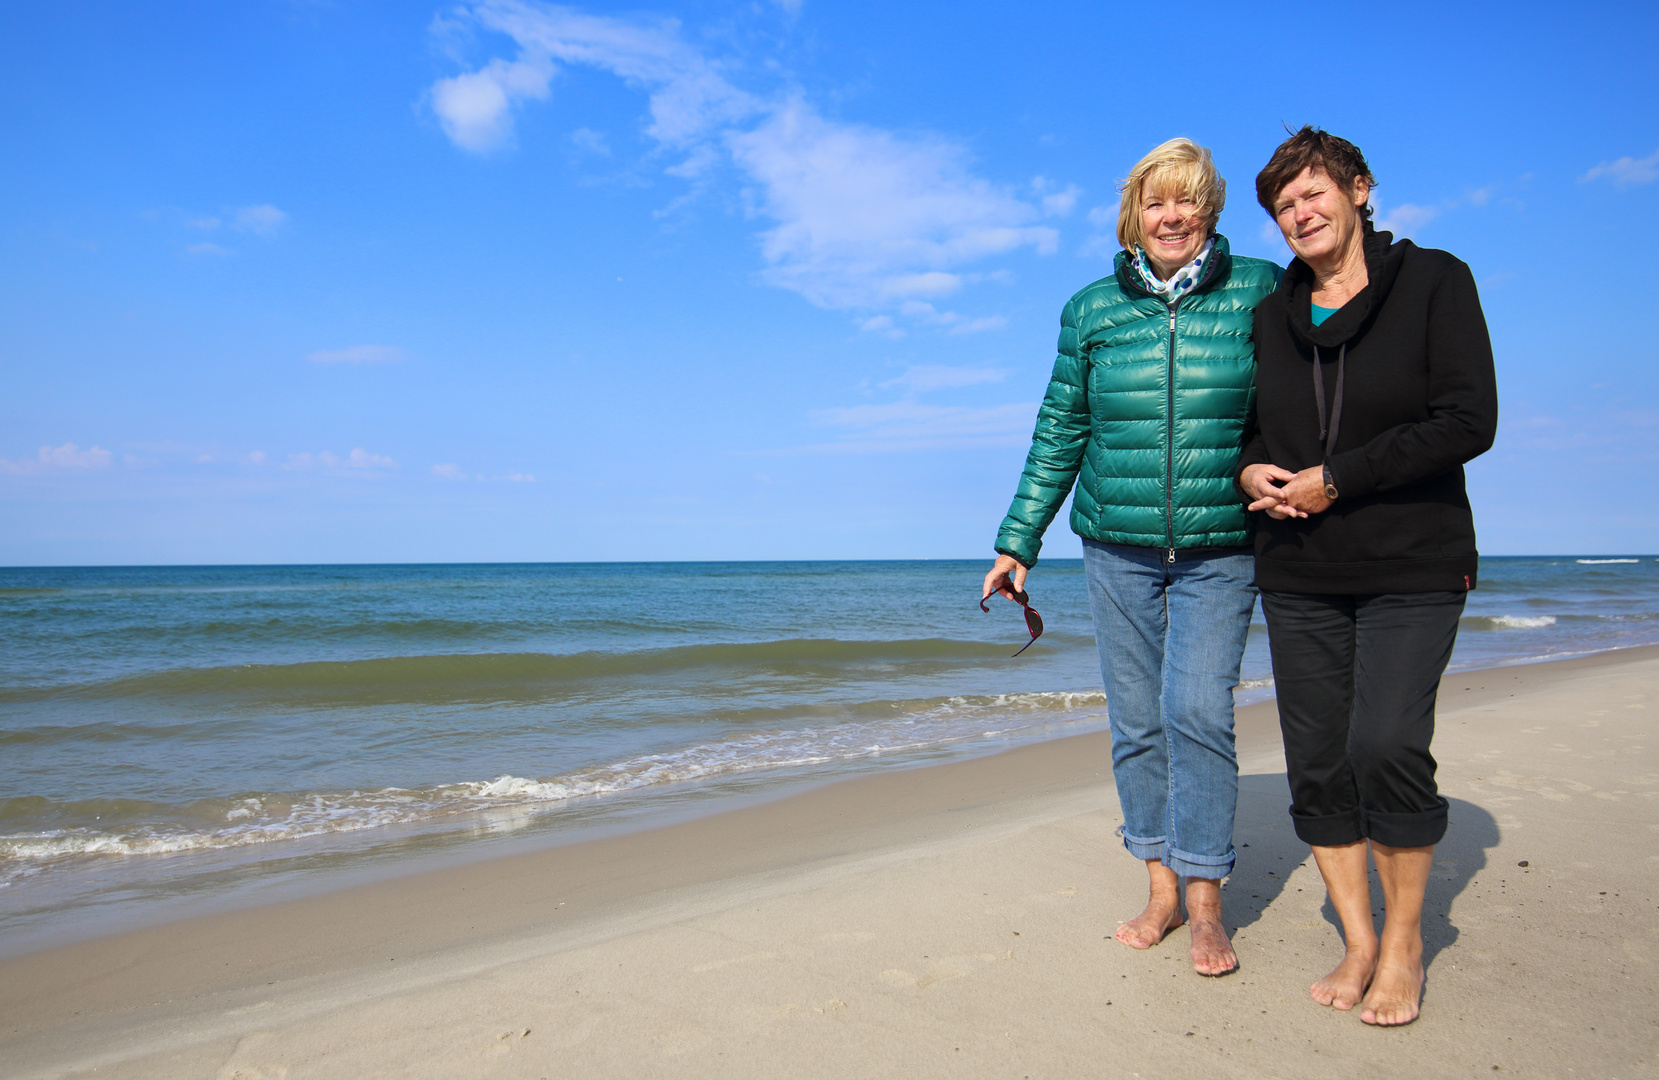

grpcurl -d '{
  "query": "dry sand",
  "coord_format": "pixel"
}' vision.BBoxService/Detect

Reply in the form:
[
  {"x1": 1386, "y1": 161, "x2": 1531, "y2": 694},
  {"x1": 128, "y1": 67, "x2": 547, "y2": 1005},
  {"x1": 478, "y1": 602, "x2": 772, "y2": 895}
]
[{"x1": 2, "y1": 647, "x2": 1657, "y2": 1079}]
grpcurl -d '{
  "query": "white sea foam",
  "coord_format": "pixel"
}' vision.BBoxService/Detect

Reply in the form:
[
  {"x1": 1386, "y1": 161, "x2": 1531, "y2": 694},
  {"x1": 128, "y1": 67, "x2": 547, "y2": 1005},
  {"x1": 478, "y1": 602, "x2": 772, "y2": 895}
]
[
  {"x1": 1578, "y1": 558, "x2": 1640, "y2": 564},
  {"x1": 1483, "y1": 615, "x2": 1558, "y2": 630},
  {"x1": 1236, "y1": 677, "x2": 1275, "y2": 691},
  {"x1": 0, "y1": 690, "x2": 1111, "y2": 870}
]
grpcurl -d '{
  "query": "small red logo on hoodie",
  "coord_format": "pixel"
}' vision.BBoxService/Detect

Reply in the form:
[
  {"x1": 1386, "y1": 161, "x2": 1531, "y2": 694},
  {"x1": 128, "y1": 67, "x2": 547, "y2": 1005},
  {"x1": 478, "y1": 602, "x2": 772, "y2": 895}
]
[{"x1": 1464, "y1": 574, "x2": 1472, "y2": 591}]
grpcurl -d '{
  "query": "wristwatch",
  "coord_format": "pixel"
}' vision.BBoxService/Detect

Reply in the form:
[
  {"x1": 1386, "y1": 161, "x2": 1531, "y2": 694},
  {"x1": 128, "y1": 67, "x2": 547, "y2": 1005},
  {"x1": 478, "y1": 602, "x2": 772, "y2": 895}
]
[{"x1": 1322, "y1": 464, "x2": 1339, "y2": 501}]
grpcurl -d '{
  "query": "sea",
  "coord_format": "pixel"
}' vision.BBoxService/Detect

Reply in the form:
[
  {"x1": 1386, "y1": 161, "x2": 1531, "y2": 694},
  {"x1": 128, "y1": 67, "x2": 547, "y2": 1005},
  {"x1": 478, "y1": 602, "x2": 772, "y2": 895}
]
[{"x1": 3, "y1": 556, "x2": 1657, "y2": 953}]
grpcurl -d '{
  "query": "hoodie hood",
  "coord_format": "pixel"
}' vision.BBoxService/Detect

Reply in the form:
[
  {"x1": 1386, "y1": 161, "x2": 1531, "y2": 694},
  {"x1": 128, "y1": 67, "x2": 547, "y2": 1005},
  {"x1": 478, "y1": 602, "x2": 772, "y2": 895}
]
[{"x1": 1279, "y1": 223, "x2": 1411, "y2": 347}]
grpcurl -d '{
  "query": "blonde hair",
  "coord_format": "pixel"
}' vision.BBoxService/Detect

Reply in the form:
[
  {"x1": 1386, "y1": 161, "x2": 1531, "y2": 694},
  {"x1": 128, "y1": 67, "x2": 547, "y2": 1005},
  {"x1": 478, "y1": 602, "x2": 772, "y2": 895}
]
[{"x1": 1115, "y1": 138, "x2": 1227, "y2": 251}]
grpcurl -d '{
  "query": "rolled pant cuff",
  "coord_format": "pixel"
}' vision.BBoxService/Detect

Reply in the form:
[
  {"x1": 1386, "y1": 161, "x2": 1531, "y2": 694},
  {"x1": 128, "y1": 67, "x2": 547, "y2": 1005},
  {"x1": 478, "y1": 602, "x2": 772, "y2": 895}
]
[
  {"x1": 1366, "y1": 805, "x2": 1448, "y2": 848},
  {"x1": 1119, "y1": 830, "x2": 1234, "y2": 879},
  {"x1": 1166, "y1": 847, "x2": 1235, "y2": 881},
  {"x1": 1290, "y1": 808, "x2": 1366, "y2": 847},
  {"x1": 1119, "y1": 829, "x2": 1166, "y2": 863}
]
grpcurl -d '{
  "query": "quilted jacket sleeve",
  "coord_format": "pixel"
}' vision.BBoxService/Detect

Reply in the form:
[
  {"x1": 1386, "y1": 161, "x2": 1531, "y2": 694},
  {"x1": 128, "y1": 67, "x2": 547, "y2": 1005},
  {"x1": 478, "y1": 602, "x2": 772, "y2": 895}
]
[{"x1": 994, "y1": 298, "x2": 1092, "y2": 567}]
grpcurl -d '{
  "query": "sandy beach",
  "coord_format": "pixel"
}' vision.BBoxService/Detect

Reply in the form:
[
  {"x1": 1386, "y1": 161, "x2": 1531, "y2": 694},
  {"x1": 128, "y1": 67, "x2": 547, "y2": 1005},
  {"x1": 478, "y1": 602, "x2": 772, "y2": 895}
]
[{"x1": 3, "y1": 646, "x2": 1657, "y2": 1079}]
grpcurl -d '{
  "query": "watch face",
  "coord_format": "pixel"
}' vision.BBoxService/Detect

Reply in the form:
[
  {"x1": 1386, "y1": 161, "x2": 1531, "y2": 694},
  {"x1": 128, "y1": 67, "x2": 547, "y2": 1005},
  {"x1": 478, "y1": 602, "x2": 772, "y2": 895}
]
[{"x1": 1324, "y1": 484, "x2": 1339, "y2": 499}]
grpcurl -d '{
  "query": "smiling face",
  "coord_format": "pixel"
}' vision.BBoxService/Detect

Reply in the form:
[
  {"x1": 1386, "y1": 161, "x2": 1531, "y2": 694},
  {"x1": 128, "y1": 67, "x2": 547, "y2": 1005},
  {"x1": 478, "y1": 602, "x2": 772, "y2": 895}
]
[
  {"x1": 1138, "y1": 181, "x2": 1211, "y2": 280},
  {"x1": 1272, "y1": 166, "x2": 1370, "y2": 272}
]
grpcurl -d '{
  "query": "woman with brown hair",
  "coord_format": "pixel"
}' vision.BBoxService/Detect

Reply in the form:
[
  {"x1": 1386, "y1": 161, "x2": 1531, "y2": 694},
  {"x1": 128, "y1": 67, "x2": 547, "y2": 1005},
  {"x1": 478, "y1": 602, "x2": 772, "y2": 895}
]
[{"x1": 1240, "y1": 127, "x2": 1498, "y2": 1025}]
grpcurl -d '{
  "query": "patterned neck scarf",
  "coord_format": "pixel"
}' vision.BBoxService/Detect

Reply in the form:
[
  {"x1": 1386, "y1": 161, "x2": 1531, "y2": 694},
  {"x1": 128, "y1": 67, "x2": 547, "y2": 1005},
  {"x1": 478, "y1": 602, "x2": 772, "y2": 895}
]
[{"x1": 1131, "y1": 236, "x2": 1216, "y2": 302}]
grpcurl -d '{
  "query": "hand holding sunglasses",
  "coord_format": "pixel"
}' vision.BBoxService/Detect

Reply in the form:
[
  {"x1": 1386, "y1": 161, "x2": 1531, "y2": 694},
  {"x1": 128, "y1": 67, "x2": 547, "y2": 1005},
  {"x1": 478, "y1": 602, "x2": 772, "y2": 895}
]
[{"x1": 979, "y1": 586, "x2": 1044, "y2": 657}]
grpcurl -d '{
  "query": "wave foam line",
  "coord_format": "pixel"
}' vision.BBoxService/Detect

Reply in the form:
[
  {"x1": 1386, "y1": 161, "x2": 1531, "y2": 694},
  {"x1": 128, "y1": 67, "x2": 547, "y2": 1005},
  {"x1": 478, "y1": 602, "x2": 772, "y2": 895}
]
[
  {"x1": 1468, "y1": 615, "x2": 1558, "y2": 630},
  {"x1": 0, "y1": 690, "x2": 1109, "y2": 869},
  {"x1": 1577, "y1": 558, "x2": 1640, "y2": 564}
]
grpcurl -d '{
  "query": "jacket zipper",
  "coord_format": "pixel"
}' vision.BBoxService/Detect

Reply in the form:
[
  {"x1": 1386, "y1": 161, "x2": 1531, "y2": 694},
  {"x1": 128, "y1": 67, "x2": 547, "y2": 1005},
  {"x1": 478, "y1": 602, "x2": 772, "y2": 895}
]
[{"x1": 1165, "y1": 302, "x2": 1178, "y2": 565}]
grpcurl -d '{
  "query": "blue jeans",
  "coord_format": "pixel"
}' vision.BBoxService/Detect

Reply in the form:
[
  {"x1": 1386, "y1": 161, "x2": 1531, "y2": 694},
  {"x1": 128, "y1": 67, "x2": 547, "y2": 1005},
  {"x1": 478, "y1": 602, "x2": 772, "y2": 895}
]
[{"x1": 1082, "y1": 540, "x2": 1256, "y2": 879}]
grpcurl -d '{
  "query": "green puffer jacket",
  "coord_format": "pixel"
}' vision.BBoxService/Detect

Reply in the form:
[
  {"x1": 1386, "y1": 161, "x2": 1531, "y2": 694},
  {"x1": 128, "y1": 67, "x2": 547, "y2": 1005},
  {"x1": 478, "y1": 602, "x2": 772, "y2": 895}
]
[{"x1": 995, "y1": 234, "x2": 1281, "y2": 566}]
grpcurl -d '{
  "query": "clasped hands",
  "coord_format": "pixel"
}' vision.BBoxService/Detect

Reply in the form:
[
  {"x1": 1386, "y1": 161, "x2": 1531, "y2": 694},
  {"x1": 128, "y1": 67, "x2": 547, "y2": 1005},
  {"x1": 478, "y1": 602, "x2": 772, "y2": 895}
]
[{"x1": 1239, "y1": 463, "x2": 1333, "y2": 520}]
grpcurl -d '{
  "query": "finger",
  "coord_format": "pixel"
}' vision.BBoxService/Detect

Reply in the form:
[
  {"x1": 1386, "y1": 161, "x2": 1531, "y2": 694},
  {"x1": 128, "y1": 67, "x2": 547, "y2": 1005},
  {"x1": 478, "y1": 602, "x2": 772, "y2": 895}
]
[
  {"x1": 1247, "y1": 496, "x2": 1282, "y2": 512},
  {"x1": 1012, "y1": 564, "x2": 1028, "y2": 593}
]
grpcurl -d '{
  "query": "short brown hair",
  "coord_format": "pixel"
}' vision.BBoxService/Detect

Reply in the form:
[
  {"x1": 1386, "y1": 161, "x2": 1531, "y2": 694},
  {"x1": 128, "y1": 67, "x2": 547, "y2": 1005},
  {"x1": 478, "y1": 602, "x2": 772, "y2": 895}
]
[
  {"x1": 1116, "y1": 138, "x2": 1227, "y2": 250},
  {"x1": 1255, "y1": 126, "x2": 1377, "y2": 221}
]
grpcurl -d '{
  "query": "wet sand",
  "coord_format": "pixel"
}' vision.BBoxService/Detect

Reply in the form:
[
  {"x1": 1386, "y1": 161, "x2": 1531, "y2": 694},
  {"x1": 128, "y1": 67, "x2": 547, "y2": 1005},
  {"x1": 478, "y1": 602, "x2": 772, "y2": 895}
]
[{"x1": 3, "y1": 647, "x2": 1657, "y2": 1079}]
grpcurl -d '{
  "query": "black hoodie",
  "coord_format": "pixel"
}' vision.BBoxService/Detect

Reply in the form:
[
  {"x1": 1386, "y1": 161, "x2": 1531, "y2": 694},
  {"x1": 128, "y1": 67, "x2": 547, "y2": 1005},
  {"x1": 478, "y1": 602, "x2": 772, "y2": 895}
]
[{"x1": 1239, "y1": 225, "x2": 1498, "y2": 594}]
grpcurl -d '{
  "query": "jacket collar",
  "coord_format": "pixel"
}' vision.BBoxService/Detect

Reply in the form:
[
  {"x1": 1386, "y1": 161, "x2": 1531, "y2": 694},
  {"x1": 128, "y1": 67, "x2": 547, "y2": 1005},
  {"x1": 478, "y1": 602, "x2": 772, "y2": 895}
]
[
  {"x1": 1280, "y1": 222, "x2": 1410, "y2": 347},
  {"x1": 1115, "y1": 232, "x2": 1234, "y2": 302}
]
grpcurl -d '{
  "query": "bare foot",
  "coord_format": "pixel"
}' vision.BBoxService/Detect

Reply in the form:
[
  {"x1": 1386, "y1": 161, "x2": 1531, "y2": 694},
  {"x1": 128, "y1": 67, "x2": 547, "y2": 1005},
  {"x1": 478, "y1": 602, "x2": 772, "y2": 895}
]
[
  {"x1": 1360, "y1": 953, "x2": 1425, "y2": 1026},
  {"x1": 1114, "y1": 895, "x2": 1184, "y2": 949},
  {"x1": 1182, "y1": 878, "x2": 1236, "y2": 976},
  {"x1": 1187, "y1": 916, "x2": 1238, "y2": 976},
  {"x1": 1311, "y1": 944, "x2": 1377, "y2": 1010}
]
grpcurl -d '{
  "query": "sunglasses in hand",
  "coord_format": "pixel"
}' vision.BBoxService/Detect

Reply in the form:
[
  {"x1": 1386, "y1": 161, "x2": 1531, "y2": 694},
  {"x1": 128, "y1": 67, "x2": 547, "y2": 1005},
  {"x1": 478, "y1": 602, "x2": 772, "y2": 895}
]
[{"x1": 979, "y1": 587, "x2": 1044, "y2": 657}]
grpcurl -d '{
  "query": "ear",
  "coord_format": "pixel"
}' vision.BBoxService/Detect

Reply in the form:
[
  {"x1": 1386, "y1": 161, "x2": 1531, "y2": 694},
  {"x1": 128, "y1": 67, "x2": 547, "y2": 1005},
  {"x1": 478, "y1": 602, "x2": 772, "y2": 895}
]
[{"x1": 1350, "y1": 177, "x2": 1371, "y2": 207}]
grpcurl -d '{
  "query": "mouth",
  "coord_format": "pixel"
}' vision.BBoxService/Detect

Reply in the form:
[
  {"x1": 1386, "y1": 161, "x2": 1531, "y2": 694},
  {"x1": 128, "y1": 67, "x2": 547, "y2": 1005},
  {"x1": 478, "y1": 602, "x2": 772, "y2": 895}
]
[
  {"x1": 1295, "y1": 222, "x2": 1328, "y2": 242},
  {"x1": 1154, "y1": 232, "x2": 1192, "y2": 247}
]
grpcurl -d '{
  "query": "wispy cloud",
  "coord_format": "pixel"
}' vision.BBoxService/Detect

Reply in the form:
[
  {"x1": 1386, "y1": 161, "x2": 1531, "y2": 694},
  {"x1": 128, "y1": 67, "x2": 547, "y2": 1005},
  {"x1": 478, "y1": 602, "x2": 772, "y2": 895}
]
[
  {"x1": 803, "y1": 401, "x2": 1036, "y2": 453},
  {"x1": 880, "y1": 364, "x2": 1007, "y2": 393},
  {"x1": 431, "y1": 462, "x2": 536, "y2": 482},
  {"x1": 1374, "y1": 200, "x2": 1438, "y2": 238},
  {"x1": 428, "y1": 1, "x2": 1053, "y2": 325},
  {"x1": 285, "y1": 448, "x2": 398, "y2": 472},
  {"x1": 570, "y1": 126, "x2": 610, "y2": 155},
  {"x1": 306, "y1": 345, "x2": 407, "y2": 366},
  {"x1": 0, "y1": 442, "x2": 114, "y2": 474},
  {"x1": 232, "y1": 204, "x2": 287, "y2": 235},
  {"x1": 186, "y1": 242, "x2": 232, "y2": 257},
  {"x1": 1580, "y1": 148, "x2": 1659, "y2": 188}
]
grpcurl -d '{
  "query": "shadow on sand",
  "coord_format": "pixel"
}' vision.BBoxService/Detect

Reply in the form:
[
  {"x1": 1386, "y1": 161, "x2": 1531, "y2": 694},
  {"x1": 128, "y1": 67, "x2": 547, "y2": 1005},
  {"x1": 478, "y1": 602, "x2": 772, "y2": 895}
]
[{"x1": 1222, "y1": 773, "x2": 1500, "y2": 972}]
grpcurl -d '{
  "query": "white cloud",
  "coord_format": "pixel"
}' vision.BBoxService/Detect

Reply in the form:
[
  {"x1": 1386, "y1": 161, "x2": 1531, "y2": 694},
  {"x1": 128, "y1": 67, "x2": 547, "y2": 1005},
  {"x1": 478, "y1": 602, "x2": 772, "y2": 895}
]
[
  {"x1": 0, "y1": 442, "x2": 114, "y2": 474},
  {"x1": 432, "y1": 463, "x2": 468, "y2": 480},
  {"x1": 881, "y1": 364, "x2": 1007, "y2": 393},
  {"x1": 187, "y1": 242, "x2": 231, "y2": 257},
  {"x1": 1033, "y1": 178, "x2": 1080, "y2": 217},
  {"x1": 233, "y1": 204, "x2": 287, "y2": 235},
  {"x1": 430, "y1": 2, "x2": 1051, "y2": 323},
  {"x1": 804, "y1": 401, "x2": 1036, "y2": 453},
  {"x1": 730, "y1": 100, "x2": 1055, "y2": 308},
  {"x1": 306, "y1": 345, "x2": 407, "y2": 365},
  {"x1": 286, "y1": 448, "x2": 398, "y2": 471},
  {"x1": 502, "y1": 471, "x2": 536, "y2": 482},
  {"x1": 893, "y1": 300, "x2": 1005, "y2": 334},
  {"x1": 39, "y1": 443, "x2": 112, "y2": 468},
  {"x1": 431, "y1": 53, "x2": 556, "y2": 152},
  {"x1": 1374, "y1": 200, "x2": 1438, "y2": 238},
  {"x1": 1086, "y1": 201, "x2": 1118, "y2": 227},
  {"x1": 1580, "y1": 148, "x2": 1659, "y2": 188},
  {"x1": 882, "y1": 272, "x2": 962, "y2": 299},
  {"x1": 570, "y1": 126, "x2": 610, "y2": 154}
]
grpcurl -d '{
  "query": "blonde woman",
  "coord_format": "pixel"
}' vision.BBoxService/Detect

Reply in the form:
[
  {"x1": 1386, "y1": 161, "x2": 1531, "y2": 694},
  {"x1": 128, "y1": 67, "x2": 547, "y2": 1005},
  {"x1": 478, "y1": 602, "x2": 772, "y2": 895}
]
[{"x1": 983, "y1": 139, "x2": 1280, "y2": 975}]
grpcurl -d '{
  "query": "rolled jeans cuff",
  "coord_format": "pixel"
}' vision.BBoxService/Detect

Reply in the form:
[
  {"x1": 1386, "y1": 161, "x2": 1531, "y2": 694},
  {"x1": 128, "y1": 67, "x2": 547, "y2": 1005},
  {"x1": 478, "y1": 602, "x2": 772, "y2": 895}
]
[{"x1": 1119, "y1": 828, "x2": 1236, "y2": 880}]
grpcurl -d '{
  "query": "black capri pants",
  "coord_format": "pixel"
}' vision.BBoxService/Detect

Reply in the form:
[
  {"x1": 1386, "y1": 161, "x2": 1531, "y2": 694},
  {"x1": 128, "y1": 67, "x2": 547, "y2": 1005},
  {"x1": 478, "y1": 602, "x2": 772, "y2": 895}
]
[{"x1": 1260, "y1": 590, "x2": 1466, "y2": 849}]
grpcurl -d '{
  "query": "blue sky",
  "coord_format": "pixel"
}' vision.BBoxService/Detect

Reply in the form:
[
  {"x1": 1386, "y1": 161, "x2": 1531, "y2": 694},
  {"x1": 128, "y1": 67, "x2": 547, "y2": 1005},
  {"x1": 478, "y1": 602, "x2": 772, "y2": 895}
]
[{"x1": 2, "y1": 0, "x2": 1656, "y2": 564}]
